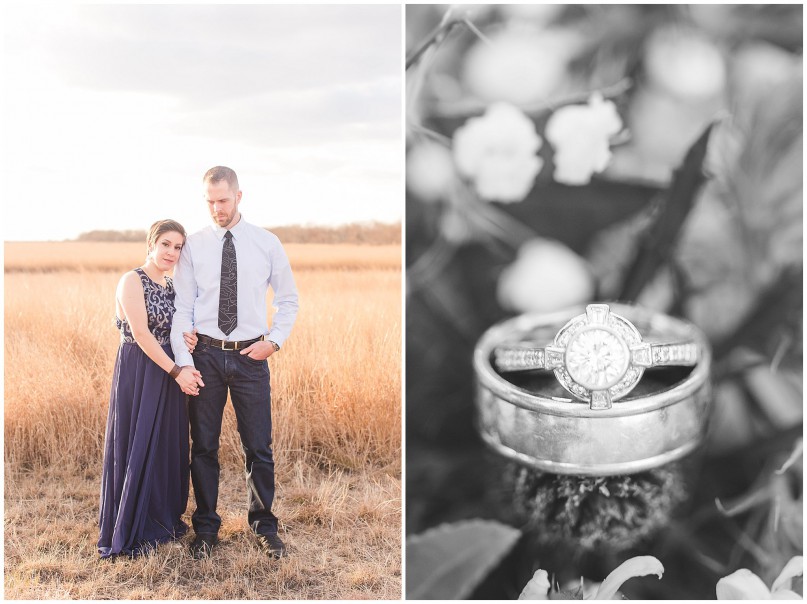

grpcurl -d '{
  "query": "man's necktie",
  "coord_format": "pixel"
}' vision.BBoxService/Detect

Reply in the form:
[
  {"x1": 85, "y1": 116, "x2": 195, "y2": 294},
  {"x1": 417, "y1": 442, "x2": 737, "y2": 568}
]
[{"x1": 218, "y1": 230, "x2": 237, "y2": 335}]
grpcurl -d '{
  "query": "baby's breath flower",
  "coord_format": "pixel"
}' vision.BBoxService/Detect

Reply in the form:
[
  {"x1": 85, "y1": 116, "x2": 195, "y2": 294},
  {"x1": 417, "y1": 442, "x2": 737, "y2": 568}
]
[
  {"x1": 453, "y1": 102, "x2": 543, "y2": 203},
  {"x1": 545, "y1": 93, "x2": 623, "y2": 186}
]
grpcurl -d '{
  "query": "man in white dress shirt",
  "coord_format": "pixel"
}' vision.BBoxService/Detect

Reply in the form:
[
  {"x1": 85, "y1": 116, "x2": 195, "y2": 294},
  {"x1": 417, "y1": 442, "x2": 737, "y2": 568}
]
[{"x1": 171, "y1": 166, "x2": 299, "y2": 559}]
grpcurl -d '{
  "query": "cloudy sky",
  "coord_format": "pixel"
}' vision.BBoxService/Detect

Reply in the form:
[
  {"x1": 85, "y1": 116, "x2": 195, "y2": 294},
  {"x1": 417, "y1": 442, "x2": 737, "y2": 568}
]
[{"x1": 0, "y1": 5, "x2": 402, "y2": 240}]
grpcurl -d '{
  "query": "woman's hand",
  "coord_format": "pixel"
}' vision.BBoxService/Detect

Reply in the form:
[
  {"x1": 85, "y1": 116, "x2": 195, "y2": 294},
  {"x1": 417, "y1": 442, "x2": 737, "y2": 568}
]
[
  {"x1": 183, "y1": 328, "x2": 199, "y2": 353},
  {"x1": 175, "y1": 366, "x2": 204, "y2": 396}
]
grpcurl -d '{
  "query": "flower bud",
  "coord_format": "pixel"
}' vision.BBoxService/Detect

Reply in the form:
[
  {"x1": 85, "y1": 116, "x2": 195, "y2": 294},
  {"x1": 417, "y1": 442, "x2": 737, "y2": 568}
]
[
  {"x1": 407, "y1": 141, "x2": 455, "y2": 203},
  {"x1": 462, "y1": 24, "x2": 580, "y2": 105},
  {"x1": 644, "y1": 26, "x2": 726, "y2": 100},
  {"x1": 497, "y1": 238, "x2": 594, "y2": 313}
]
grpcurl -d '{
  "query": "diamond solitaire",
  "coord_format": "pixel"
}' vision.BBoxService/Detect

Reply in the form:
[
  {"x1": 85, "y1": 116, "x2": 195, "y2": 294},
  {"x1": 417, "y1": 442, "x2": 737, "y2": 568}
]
[
  {"x1": 492, "y1": 303, "x2": 700, "y2": 410},
  {"x1": 565, "y1": 327, "x2": 630, "y2": 390}
]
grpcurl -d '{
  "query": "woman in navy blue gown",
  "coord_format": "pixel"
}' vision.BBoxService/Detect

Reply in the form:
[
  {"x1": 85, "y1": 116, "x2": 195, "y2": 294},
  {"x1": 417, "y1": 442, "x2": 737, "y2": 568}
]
[{"x1": 98, "y1": 219, "x2": 204, "y2": 558}]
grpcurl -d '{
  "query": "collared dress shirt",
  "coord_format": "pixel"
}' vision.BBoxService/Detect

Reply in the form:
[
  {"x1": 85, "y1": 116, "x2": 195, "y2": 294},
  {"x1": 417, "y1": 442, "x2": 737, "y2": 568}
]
[{"x1": 170, "y1": 215, "x2": 299, "y2": 368}]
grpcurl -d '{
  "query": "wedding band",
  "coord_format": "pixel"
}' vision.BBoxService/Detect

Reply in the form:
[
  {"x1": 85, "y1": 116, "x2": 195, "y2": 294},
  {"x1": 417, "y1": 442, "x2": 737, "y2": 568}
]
[{"x1": 474, "y1": 303, "x2": 712, "y2": 476}]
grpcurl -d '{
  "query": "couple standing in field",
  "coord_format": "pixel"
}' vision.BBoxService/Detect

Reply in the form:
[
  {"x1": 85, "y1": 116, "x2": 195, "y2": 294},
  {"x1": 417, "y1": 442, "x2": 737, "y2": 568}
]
[{"x1": 98, "y1": 166, "x2": 299, "y2": 560}]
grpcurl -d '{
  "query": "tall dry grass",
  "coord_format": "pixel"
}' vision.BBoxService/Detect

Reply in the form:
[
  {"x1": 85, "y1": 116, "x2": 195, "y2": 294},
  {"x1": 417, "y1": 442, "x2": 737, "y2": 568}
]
[
  {"x1": 5, "y1": 270, "x2": 401, "y2": 472},
  {"x1": 4, "y1": 242, "x2": 402, "y2": 599},
  {"x1": 4, "y1": 246, "x2": 401, "y2": 472}
]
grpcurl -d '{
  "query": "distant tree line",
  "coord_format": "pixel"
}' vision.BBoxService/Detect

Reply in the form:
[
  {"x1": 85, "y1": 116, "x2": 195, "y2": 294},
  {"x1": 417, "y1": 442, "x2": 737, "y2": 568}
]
[
  {"x1": 77, "y1": 229, "x2": 146, "y2": 242},
  {"x1": 77, "y1": 222, "x2": 401, "y2": 245},
  {"x1": 268, "y1": 222, "x2": 401, "y2": 244}
]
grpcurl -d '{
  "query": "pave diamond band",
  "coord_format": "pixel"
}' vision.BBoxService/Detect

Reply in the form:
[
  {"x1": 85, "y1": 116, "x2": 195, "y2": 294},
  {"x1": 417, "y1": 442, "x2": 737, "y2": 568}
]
[
  {"x1": 492, "y1": 304, "x2": 701, "y2": 409},
  {"x1": 474, "y1": 303, "x2": 712, "y2": 475},
  {"x1": 494, "y1": 341, "x2": 699, "y2": 372}
]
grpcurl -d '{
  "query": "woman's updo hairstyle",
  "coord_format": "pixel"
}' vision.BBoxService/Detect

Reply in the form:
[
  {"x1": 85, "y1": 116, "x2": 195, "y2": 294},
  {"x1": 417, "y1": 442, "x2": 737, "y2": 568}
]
[{"x1": 146, "y1": 219, "x2": 186, "y2": 257}]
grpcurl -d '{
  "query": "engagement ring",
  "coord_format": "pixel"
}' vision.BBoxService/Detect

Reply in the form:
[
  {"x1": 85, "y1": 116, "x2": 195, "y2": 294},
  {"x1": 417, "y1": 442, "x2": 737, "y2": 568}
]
[
  {"x1": 474, "y1": 303, "x2": 712, "y2": 475},
  {"x1": 493, "y1": 304, "x2": 699, "y2": 409}
]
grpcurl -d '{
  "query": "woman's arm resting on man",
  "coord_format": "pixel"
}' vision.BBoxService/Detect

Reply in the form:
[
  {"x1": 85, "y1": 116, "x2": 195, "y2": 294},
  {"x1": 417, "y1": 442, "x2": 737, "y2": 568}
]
[{"x1": 118, "y1": 272, "x2": 203, "y2": 395}]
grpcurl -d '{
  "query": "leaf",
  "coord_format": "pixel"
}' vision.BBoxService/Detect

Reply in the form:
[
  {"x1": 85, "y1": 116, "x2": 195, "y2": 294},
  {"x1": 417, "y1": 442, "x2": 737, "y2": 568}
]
[
  {"x1": 500, "y1": 177, "x2": 660, "y2": 255},
  {"x1": 406, "y1": 519, "x2": 521, "y2": 600},
  {"x1": 712, "y1": 266, "x2": 803, "y2": 359},
  {"x1": 618, "y1": 122, "x2": 714, "y2": 301}
]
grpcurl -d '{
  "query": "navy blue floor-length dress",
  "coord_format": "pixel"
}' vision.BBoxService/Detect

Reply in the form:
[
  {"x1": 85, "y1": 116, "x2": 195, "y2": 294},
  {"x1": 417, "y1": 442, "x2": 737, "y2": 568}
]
[{"x1": 98, "y1": 268, "x2": 190, "y2": 558}]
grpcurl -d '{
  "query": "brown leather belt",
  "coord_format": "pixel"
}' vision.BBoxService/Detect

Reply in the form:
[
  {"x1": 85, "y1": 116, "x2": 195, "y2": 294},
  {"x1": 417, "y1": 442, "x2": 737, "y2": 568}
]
[{"x1": 197, "y1": 333, "x2": 265, "y2": 351}]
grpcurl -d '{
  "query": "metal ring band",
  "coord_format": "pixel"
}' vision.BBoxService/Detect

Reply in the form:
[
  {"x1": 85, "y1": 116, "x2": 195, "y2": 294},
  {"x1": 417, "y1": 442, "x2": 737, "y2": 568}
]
[{"x1": 474, "y1": 304, "x2": 712, "y2": 475}]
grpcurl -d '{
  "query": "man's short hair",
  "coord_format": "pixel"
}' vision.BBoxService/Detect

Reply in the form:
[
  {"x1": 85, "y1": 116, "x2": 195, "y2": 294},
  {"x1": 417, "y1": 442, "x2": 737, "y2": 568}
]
[{"x1": 203, "y1": 166, "x2": 239, "y2": 193}]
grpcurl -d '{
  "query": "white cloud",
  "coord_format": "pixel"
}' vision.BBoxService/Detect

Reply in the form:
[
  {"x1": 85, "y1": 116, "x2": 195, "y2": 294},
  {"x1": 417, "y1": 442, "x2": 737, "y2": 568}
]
[{"x1": 0, "y1": 4, "x2": 402, "y2": 241}]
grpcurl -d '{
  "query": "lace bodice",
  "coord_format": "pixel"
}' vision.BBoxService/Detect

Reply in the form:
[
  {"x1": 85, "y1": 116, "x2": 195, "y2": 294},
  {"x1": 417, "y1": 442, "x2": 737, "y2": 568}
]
[{"x1": 116, "y1": 268, "x2": 176, "y2": 345}]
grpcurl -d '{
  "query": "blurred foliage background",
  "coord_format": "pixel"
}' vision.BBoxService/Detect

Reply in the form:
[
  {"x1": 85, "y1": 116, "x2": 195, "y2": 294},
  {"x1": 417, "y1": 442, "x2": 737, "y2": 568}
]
[{"x1": 405, "y1": 4, "x2": 802, "y2": 599}]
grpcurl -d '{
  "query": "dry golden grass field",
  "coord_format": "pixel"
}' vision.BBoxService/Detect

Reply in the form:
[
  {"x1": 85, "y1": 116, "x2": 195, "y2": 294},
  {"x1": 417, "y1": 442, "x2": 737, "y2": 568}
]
[{"x1": 4, "y1": 241, "x2": 402, "y2": 599}]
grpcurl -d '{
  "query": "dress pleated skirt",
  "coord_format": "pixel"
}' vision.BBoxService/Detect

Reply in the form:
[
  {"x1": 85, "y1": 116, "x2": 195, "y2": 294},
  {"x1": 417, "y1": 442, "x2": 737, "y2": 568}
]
[{"x1": 98, "y1": 342, "x2": 189, "y2": 558}]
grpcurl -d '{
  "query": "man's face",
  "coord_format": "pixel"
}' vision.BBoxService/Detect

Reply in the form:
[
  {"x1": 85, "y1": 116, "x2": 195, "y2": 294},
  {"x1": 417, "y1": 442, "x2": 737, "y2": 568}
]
[{"x1": 205, "y1": 180, "x2": 241, "y2": 228}]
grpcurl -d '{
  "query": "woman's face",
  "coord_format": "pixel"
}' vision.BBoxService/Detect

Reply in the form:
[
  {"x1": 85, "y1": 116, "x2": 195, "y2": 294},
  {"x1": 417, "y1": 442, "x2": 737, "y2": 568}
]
[{"x1": 149, "y1": 230, "x2": 185, "y2": 271}]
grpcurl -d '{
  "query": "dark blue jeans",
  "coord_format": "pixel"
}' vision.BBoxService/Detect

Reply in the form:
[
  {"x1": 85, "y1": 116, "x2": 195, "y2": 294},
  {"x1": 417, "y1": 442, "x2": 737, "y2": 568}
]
[{"x1": 189, "y1": 340, "x2": 278, "y2": 536}]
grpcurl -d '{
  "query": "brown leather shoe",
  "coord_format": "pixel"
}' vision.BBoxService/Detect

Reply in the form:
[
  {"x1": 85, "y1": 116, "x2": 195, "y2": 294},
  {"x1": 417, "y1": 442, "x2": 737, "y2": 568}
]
[
  {"x1": 256, "y1": 533, "x2": 287, "y2": 558},
  {"x1": 190, "y1": 533, "x2": 218, "y2": 559}
]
